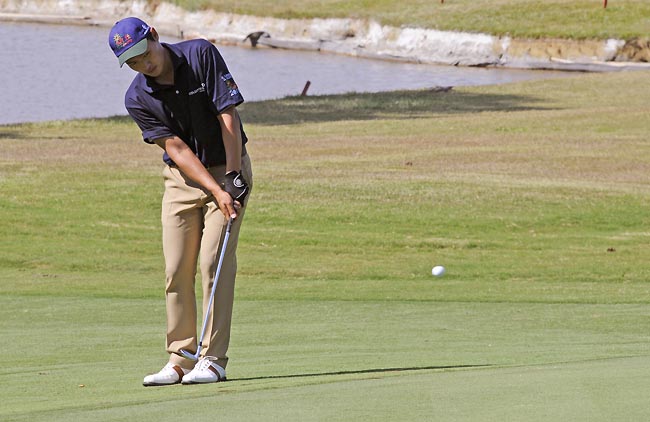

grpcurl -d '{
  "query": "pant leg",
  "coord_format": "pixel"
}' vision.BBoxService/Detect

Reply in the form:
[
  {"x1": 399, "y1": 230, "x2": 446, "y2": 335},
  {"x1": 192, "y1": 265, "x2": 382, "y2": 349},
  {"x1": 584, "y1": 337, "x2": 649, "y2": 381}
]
[
  {"x1": 200, "y1": 154, "x2": 253, "y2": 369},
  {"x1": 161, "y1": 165, "x2": 205, "y2": 370}
]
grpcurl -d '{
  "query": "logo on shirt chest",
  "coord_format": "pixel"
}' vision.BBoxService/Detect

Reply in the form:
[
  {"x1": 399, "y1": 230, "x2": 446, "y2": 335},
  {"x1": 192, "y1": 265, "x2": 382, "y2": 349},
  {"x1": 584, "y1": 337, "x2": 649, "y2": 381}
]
[{"x1": 188, "y1": 83, "x2": 206, "y2": 96}]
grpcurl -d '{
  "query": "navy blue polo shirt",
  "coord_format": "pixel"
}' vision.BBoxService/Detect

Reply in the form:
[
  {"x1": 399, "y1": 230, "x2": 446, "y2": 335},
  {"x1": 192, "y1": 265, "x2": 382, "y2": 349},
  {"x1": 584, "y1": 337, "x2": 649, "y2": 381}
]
[{"x1": 125, "y1": 39, "x2": 247, "y2": 167}]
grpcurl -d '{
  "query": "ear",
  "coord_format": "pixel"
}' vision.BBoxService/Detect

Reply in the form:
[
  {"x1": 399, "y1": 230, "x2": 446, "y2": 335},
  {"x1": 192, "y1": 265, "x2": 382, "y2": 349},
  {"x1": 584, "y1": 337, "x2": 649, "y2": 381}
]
[{"x1": 150, "y1": 27, "x2": 160, "y2": 41}]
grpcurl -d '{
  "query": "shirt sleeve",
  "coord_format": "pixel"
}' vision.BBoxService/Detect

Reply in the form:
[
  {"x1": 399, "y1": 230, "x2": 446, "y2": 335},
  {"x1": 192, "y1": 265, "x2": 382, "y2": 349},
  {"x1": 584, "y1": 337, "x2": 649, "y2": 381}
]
[
  {"x1": 125, "y1": 93, "x2": 174, "y2": 144},
  {"x1": 199, "y1": 41, "x2": 245, "y2": 114}
]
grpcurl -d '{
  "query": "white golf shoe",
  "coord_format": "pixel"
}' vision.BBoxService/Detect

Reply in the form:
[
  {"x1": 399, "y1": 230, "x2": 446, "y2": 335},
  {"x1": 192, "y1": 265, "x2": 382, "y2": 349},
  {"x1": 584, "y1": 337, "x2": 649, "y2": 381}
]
[
  {"x1": 143, "y1": 363, "x2": 190, "y2": 387},
  {"x1": 181, "y1": 357, "x2": 226, "y2": 384}
]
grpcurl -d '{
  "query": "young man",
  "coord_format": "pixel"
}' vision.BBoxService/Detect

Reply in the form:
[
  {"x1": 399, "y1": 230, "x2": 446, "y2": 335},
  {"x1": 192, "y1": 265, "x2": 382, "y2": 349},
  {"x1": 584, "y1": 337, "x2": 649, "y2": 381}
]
[{"x1": 108, "y1": 17, "x2": 252, "y2": 386}]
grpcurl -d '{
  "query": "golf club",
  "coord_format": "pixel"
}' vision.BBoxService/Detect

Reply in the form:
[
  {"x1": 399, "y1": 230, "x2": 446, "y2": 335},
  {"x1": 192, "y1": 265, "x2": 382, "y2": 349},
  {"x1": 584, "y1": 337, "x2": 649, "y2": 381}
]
[{"x1": 180, "y1": 217, "x2": 233, "y2": 361}]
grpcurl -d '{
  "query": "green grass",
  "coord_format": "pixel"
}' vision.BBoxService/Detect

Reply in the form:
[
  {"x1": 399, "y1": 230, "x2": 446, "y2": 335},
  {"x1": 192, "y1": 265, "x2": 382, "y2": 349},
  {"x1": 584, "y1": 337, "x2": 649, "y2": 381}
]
[
  {"x1": 169, "y1": 0, "x2": 650, "y2": 39},
  {"x1": 2, "y1": 70, "x2": 650, "y2": 420}
]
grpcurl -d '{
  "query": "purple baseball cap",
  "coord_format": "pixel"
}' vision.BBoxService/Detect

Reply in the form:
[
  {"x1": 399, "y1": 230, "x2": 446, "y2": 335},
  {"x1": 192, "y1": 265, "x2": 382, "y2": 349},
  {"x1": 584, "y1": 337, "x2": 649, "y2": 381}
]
[{"x1": 108, "y1": 17, "x2": 151, "y2": 67}]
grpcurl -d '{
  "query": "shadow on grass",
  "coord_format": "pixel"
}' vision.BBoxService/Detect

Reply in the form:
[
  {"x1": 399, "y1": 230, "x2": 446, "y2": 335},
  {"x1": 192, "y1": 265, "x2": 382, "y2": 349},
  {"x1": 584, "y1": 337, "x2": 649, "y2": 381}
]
[
  {"x1": 0, "y1": 131, "x2": 24, "y2": 139},
  {"x1": 91, "y1": 91, "x2": 551, "y2": 127},
  {"x1": 230, "y1": 364, "x2": 491, "y2": 382},
  {"x1": 240, "y1": 89, "x2": 554, "y2": 126}
]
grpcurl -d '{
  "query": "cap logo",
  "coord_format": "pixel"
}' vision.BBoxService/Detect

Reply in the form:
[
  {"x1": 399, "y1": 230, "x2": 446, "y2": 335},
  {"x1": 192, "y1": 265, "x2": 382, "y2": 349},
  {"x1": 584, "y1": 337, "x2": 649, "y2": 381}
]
[{"x1": 113, "y1": 33, "x2": 133, "y2": 49}]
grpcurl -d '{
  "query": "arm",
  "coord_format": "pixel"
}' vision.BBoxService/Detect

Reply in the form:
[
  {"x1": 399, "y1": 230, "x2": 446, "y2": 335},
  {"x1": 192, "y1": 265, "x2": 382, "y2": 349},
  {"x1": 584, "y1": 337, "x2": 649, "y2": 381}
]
[
  {"x1": 154, "y1": 136, "x2": 238, "y2": 219},
  {"x1": 217, "y1": 106, "x2": 243, "y2": 173},
  {"x1": 217, "y1": 106, "x2": 250, "y2": 204}
]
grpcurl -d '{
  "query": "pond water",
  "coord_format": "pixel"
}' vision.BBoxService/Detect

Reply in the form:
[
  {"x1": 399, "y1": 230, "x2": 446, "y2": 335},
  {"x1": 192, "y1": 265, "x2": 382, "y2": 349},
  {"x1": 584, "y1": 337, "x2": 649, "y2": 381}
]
[{"x1": 0, "y1": 21, "x2": 571, "y2": 125}]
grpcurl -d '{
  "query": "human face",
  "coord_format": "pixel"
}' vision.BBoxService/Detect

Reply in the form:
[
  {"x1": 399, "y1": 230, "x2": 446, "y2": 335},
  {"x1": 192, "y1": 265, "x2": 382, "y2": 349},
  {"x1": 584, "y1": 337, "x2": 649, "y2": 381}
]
[{"x1": 125, "y1": 38, "x2": 167, "y2": 78}]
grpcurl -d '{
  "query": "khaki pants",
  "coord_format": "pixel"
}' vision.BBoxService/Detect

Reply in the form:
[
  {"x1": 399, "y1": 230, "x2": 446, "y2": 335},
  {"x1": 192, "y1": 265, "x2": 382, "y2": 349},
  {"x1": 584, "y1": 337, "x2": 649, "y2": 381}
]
[{"x1": 162, "y1": 154, "x2": 252, "y2": 370}]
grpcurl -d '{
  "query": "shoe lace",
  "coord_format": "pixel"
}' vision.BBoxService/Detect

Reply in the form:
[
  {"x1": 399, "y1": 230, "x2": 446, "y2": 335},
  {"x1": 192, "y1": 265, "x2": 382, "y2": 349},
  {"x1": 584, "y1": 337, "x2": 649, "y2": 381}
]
[{"x1": 196, "y1": 356, "x2": 218, "y2": 371}]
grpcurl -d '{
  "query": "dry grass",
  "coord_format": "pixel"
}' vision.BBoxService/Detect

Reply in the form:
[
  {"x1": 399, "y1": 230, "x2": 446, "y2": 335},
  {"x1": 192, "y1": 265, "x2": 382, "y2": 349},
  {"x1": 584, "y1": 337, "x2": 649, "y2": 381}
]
[
  {"x1": 0, "y1": 117, "x2": 157, "y2": 167},
  {"x1": 241, "y1": 71, "x2": 650, "y2": 194}
]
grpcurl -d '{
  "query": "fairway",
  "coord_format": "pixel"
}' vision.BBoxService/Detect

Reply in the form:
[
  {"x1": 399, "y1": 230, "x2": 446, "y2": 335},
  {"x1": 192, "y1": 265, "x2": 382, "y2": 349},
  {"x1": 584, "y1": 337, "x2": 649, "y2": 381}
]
[
  {"x1": 2, "y1": 70, "x2": 650, "y2": 420},
  {"x1": 2, "y1": 297, "x2": 649, "y2": 421}
]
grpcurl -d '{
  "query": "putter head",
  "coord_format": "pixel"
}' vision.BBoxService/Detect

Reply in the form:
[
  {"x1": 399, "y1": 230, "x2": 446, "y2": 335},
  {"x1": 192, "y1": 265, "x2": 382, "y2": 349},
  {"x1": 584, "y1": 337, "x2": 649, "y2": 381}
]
[{"x1": 179, "y1": 349, "x2": 199, "y2": 361}]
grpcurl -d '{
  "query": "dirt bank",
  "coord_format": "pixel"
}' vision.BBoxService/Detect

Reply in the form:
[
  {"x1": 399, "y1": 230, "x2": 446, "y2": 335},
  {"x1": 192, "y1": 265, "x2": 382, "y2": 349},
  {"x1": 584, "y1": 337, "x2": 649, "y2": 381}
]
[{"x1": 1, "y1": 0, "x2": 649, "y2": 71}]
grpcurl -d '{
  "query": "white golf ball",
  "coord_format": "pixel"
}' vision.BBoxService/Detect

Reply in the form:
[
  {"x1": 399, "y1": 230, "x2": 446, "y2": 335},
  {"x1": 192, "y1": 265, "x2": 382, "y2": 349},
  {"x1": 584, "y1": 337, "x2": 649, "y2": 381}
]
[{"x1": 431, "y1": 265, "x2": 446, "y2": 277}]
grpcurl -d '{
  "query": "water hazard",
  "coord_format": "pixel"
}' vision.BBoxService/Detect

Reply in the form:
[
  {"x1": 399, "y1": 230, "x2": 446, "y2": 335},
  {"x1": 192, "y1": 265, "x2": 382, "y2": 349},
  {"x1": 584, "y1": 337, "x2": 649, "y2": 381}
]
[{"x1": 0, "y1": 21, "x2": 571, "y2": 125}]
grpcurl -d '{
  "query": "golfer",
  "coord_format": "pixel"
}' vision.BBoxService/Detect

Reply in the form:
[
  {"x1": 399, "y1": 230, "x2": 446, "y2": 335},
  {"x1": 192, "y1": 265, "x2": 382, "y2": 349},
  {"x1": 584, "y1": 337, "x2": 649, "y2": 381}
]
[{"x1": 108, "y1": 17, "x2": 252, "y2": 386}]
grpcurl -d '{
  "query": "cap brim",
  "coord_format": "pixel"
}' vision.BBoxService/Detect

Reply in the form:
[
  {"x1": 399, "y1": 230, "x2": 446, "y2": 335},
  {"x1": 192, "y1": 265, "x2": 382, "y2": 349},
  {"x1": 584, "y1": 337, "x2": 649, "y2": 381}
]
[{"x1": 118, "y1": 38, "x2": 148, "y2": 67}]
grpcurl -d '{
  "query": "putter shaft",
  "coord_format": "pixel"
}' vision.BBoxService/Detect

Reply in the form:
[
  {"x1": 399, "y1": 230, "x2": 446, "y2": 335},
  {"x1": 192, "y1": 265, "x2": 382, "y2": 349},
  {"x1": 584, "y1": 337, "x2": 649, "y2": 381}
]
[{"x1": 179, "y1": 218, "x2": 234, "y2": 361}]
